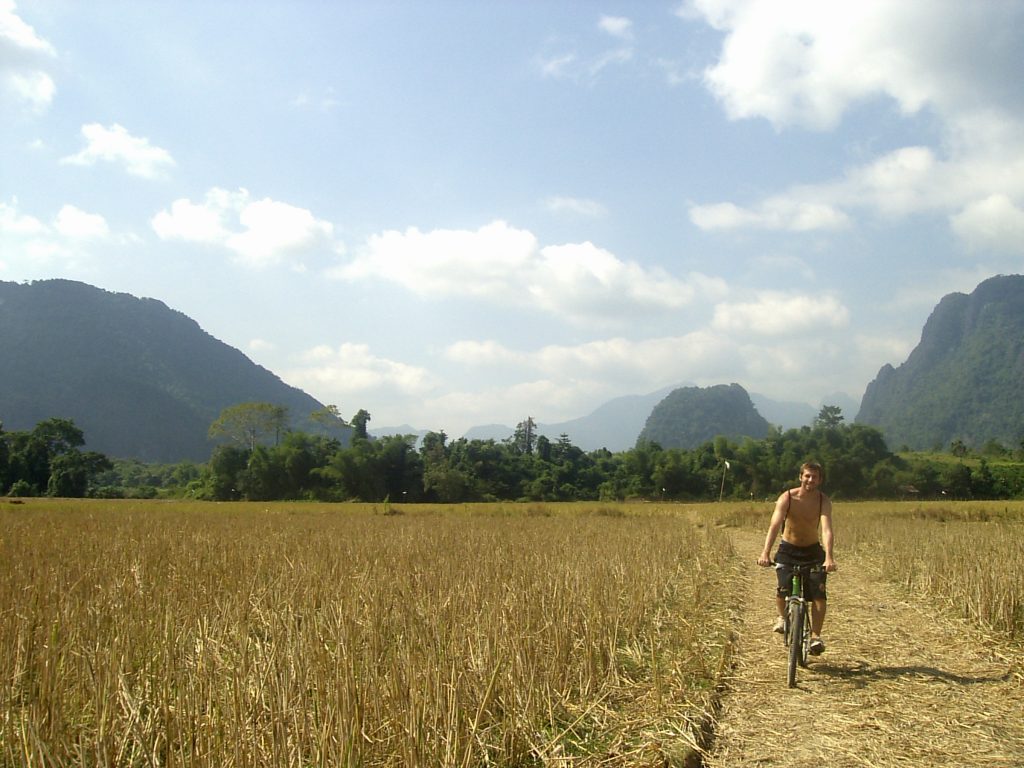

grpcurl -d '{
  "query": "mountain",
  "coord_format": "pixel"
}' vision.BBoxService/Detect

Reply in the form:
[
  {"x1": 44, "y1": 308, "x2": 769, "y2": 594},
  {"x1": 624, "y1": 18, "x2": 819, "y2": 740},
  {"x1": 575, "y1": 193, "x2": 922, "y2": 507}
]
[
  {"x1": 535, "y1": 385, "x2": 682, "y2": 451},
  {"x1": 0, "y1": 279, "x2": 332, "y2": 462},
  {"x1": 369, "y1": 425, "x2": 429, "y2": 446},
  {"x1": 749, "y1": 393, "x2": 816, "y2": 430},
  {"x1": 463, "y1": 424, "x2": 514, "y2": 442},
  {"x1": 458, "y1": 385, "x2": 684, "y2": 452},
  {"x1": 856, "y1": 274, "x2": 1024, "y2": 450},
  {"x1": 458, "y1": 385, "x2": 827, "y2": 451},
  {"x1": 637, "y1": 383, "x2": 772, "y2": 449}
]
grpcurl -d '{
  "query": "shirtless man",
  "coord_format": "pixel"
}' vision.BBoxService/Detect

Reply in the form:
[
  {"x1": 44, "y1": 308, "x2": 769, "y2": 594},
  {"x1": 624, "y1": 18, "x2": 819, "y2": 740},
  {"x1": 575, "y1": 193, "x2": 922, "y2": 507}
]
[{"x1": 757, "y1": 461, "x2": 836, "y2": 654}]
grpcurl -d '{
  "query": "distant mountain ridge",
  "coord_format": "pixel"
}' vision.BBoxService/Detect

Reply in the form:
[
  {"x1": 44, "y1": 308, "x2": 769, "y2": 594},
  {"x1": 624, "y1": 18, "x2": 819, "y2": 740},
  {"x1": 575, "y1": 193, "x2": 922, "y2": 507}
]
[
  {"x1": 0, "y1": 279, "x2": 331, "y2": 462},
  {"x1": 857, "y1": 274, "x2": 1024, "y2": 449},
  {"x1": 448, "y1": 387, "x2": 828, "y2": 451},
  {"x1": 453, "y1": 386, "x2": 684, "y2": 452},
  {"x1": 638, "y1": 383, "x2": 771, "y2": 448}
]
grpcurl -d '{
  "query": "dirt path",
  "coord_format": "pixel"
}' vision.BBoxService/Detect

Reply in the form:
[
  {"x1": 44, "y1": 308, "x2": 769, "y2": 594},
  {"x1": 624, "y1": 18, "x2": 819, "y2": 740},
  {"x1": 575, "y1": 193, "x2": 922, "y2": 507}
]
[{"x1": 702, "y1": 531, "x2": 1024, "y2": 767}]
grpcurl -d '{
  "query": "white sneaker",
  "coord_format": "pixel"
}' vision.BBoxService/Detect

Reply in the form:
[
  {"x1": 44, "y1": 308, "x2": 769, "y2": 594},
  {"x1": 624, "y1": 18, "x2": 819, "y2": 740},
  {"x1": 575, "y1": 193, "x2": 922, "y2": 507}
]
[{"x1": 772, "y1": 617, "x2": 785, "y2": 634}]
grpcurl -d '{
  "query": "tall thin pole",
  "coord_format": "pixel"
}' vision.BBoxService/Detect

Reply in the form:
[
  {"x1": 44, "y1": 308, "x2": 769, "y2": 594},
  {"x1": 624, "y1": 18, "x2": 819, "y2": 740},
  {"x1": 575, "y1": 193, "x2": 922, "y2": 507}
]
[{"x1": 718, "y1": 460, "x2": 730, "y2": 502}]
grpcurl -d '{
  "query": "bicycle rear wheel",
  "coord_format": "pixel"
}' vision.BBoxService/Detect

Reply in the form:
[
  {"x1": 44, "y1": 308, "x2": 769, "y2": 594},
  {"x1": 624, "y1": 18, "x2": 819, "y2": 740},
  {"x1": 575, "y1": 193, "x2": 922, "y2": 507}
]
[{"x1": 787, "y1": 601, "x2": 804, "y2": 688}]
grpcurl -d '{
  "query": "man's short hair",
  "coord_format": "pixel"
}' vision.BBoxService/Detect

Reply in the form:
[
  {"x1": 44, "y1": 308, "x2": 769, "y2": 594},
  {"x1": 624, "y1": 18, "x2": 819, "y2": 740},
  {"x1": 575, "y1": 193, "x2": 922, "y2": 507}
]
[{"x1": 800, "y1": 461, "x2": 824, "y2": 479}]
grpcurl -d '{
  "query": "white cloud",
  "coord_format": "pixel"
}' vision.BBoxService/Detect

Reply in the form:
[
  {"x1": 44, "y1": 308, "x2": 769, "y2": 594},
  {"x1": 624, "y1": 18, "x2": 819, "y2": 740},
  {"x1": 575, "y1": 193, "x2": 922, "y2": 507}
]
[
  {"x1": 152, "y1": 187, "x2": 341, "y2": 269},
  {"x1": 538, "y1": 53, "x2": 577, "y2": 79},
  {"x1": 688, "y1": 0, "x2": 1023, "y2": 131},
  {"x1": 446, "y1": 332, "x2": 734, "y2": 390},
  {"x1": 685, "y1": 1, "x2": 1024, "y2": 244},
  {"x1": 0, "y1": 1, "x2": 56, "y2": 112},
  {"x1": 62, "y1": 123, "x2": 175, "y2": 179},
  {"x1": 537, "y1": 13, "x2": 635, "y2": 83},
  {"x1": 152, "y1": 194, "x2": 232, "y2": 245},
  {"x1": 248, "y1": 338, "x2": 277, "y2": 354},
  {"x1": 690, "y1": 198, "x2": 850, "y2": 231},
  {"x1": 0, "y1": 199, "x2": 120, "y2": 271},
  {"x1": 951, "y1": 194, "x2": 1024, "y2": 253},
  {"x1": 337, "y1": 220, "x2": 537, "y2": 298},
  {"x1": 429, "y1": 332, "x2": 740, "y2": 432},
  {"x1": 0, "y1": 199, "x2": 45, "y2": 235},
  {"x1": 285, "y1": 342, "x2": 435, "y2": 403},
  {"x1": 334, "y1": 220, "x2": 713, "y2": 325},
  {"x1": 54, "y1": 205, "x2": 109, "y2": 239},
  {"x1": 544, "y1": 196, "x2": 608, "y2": 218},
  {"x1": 444, "y1": 339, "x2": 523, "y2": 367},
  {"x1": 712, "y1": 292, "x2": 850, "y2": 336},
  {"x1": 599, "y1": 16, "x2": 633, "y2": 40},
  {"x1": 226, "y1": 199, "x2": 335, "y2": 269}
]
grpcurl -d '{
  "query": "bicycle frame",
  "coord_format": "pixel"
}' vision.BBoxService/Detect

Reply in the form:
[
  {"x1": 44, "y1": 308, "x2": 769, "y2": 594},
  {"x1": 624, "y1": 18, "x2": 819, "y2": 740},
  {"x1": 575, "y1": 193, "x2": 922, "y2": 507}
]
[{"x1": 775, "y1": 562, "x2": 824, "y2": 688}]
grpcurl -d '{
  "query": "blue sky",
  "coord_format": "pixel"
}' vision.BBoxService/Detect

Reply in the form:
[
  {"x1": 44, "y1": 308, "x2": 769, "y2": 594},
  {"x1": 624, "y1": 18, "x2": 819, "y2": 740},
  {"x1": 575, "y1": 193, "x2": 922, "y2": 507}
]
[{"x1": 3, "y1": 1, "x2": 1023, "y2": 437}]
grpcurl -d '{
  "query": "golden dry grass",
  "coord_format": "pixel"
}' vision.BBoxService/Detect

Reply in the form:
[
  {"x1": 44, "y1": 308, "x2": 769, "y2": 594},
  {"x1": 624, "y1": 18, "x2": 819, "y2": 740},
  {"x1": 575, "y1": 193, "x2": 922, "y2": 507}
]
[
  {"x1": 720, "y1": 500, "x2": 1024, "y2": 643},
  {"x1": 0, "y1": 499, "x2": 740, "y2": 767},
  {"x1": 705, "y1": 530, "x2": 1024, "y2": 768}
]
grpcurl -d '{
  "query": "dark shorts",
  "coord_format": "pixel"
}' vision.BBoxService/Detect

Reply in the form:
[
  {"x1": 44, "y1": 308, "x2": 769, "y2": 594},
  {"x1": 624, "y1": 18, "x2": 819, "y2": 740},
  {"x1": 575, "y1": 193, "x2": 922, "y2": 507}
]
[{"x1": 775, "y1": 540, "x2": 827, "y2": 601}]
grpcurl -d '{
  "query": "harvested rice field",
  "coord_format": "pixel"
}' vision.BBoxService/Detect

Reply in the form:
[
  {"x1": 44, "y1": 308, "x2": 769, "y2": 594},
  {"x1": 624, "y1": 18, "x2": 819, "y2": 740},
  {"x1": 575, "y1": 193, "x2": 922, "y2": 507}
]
[
  {"x1": 1, "y1": 498, "x2": 1022, "y2": 766},
  {"x1": 704, "y1": 529, "x2": 1024, "y2": 768}
]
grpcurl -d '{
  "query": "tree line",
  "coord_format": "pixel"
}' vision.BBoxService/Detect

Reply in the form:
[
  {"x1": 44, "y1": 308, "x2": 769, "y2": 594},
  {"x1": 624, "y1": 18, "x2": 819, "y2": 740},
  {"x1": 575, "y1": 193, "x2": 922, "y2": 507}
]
[
  {"x1": 5, "y1": 404, "x2": 1024, "y2": 502},
  {"x1": 0, "y1": 418, "x2": 112, "y2": 497}
]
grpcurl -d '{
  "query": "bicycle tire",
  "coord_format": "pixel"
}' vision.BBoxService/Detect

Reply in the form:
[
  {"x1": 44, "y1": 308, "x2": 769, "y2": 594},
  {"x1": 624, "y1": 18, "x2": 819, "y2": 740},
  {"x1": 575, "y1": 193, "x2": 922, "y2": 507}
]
[
  {"x1": 798, "y1": 612, "x2": 810, "y2": 667},
  {"x1": 787, "y1": 601, "x2": 804, "y2": 688}
]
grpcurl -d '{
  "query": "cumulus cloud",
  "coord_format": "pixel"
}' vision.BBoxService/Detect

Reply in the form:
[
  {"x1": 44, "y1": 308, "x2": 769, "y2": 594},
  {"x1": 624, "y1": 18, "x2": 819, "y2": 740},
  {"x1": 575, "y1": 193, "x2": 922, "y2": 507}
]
[
  {"x1": 430, "y1": 331, "x2": 750, "y2": 431},
  {"x1": 0, "y1": 199, "x2": 45, "y2": 235},
  {"x1": 687, "y1": 0, "x2": 1023, "y2": 130},
  {"x1": 712, "y1": 291, "x2": 850, "y2": 336},
  {"x1": 951, "y1": 194, "x2": 1024, "y2": 253},
  {"x1": 0, "y1": 199, "x2": 113, "y2": 269},
  {"x1": 690, "y1": 198, "x2": 850, "y2": 231},
  {"x1": 152, "y1": 187, "x2": 341, "y2": 269},
  {"x1": 62, "y1": 123, "x2": 175, "y2": 179},
  {"x1": 0, "y1": 1, "x2": 56, "y2": 112},
  {"x1": 445, "y1": 332, "x2": 736, "y2": 392},
  {"x1": 684, "y1": 0, "x2": 1024, "y2": 246},
  {"x1": 333, "y1": 220, "x2": 716, "y2": 325},
  {"x1": 54, "y1": 205, "x2": 109, "y2": 239},
  {"x1": 285, "y1": 343, "x2": 435, "y2": 404}
]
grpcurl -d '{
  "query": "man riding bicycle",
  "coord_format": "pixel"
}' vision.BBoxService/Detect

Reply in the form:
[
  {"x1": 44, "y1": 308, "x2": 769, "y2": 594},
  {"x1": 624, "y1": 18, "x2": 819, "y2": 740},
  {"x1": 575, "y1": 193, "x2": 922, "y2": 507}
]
[{"x1": 757, "y1": 461, "x2": 837, "y2": 655}]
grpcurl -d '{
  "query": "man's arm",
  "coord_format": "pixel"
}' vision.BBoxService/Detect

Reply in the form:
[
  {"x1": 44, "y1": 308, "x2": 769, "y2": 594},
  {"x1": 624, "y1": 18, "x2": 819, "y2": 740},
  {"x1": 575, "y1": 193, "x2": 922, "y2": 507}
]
[
  {"x1": 820, "y1": 496, "x2": 837, "y2": 571},
  {"x1": 757, "y1": 493, "x2": 788, "y2": 566}
]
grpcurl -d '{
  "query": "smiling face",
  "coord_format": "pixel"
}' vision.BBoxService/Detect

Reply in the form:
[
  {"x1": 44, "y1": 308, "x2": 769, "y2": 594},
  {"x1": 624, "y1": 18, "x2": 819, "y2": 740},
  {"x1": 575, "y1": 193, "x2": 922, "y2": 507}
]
[{"x1": 799, "y1": 466, "x2": 822, "y2": 491}]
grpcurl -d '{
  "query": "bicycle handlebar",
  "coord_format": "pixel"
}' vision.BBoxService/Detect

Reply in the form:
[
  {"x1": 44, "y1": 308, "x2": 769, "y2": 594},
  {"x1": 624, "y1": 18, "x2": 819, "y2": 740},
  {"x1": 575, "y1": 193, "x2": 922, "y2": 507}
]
[{"x1": 771, "y1": 561, "x2": 826, "y2": 573}]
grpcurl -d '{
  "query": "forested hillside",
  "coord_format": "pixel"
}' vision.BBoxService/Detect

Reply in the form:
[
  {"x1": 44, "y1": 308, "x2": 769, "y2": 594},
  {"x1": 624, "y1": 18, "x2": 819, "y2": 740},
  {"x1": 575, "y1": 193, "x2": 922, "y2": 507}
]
[
  {"x1": 0, "y1": 280, "x2": 332, "y2": 462},
  {"x1": 857, "y1": 274, "x2": 1024, "y2": 450},
  {"x1": 637, "y1": 383, "x2": 771, "y2": 449}
]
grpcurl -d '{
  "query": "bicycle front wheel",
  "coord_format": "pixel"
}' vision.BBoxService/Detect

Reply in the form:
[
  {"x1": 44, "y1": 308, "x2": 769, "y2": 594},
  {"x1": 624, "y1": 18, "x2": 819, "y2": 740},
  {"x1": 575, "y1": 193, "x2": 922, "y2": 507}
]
[{"x1": 787, "y1": 601, "x2": 804, "y2": 688}]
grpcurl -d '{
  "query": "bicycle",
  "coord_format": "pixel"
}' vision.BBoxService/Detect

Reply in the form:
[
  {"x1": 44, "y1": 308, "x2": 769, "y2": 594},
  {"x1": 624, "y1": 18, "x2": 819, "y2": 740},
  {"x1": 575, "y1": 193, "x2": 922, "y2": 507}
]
[{"x1": 774, "y1": 561, "x2": 826, "y2": 688}]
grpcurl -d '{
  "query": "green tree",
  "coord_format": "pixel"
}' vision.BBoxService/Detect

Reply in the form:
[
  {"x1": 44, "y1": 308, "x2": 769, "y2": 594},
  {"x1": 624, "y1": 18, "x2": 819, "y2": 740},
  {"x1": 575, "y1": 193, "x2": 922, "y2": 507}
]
[
  {"x1": 814, "y1": 405, "x2": 845, "y2": 430},
  {"x1": 310, "y1": 404, "x2": 348, "y2": 436},
  {"x1": 47, "y1": 451, "x2": 112, "y2": 497},
  {"x1": 203, "y1": 445, "x2": 250, "y2": 500},
  {"x1": 508, "y1": 417, "x2": 537, "y2": 455},
  {"x1": 351, "y1": 409, "x2": 371, "y2": 440},
  {"x1": 5, "y1": 418, "x2": 90, "y2": 495},
  {"x1": 209, "y1": 402, "x2": 289, "y2": 451}
]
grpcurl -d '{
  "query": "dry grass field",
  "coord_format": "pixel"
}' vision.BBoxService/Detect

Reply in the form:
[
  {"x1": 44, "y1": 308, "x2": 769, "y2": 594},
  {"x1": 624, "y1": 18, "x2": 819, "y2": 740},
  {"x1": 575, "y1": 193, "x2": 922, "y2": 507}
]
[
  {"x1": 722, "y1": 499, "x2": 1024, "y2": 642},
  {"x1": 3, "y1": 498, "x2": 1022, "y2": 767},
  {"x1": 0, "y1": 499, "x2": 740, "y2": 767}
]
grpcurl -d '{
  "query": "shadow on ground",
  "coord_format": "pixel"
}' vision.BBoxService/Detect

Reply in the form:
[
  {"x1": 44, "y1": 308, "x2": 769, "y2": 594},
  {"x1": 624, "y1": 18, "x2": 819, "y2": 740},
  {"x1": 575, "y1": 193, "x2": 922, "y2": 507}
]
[{"x1": 810, "y1": 660, "x2": 1011, "y2": 687}]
